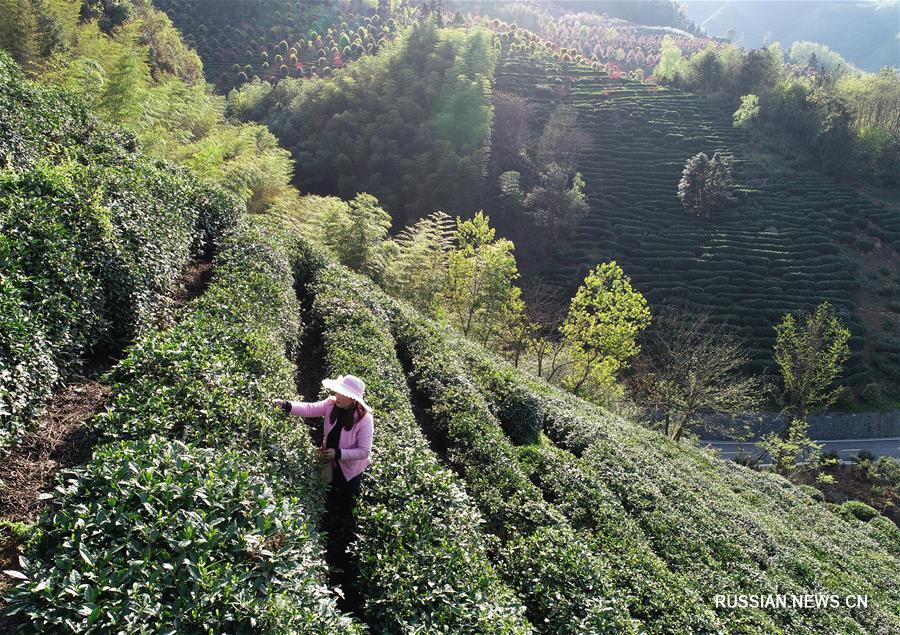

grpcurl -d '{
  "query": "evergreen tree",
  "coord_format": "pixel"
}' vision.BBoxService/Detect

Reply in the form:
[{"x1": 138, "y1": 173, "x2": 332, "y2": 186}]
[{"x1": 677, "y1": 151, "x2": 734, "y2": 218}]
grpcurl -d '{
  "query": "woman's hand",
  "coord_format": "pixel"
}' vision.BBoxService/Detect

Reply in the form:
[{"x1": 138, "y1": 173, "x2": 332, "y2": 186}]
[
  {"x1": 271, "y1": 399, "x2": 291, "y2": 413},
  {"x1": 317, "y1": 447, "x2": 336, "y2": 460}
]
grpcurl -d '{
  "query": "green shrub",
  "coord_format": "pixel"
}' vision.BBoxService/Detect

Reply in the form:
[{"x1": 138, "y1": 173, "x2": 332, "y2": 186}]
[
  {"x1": 0, "y1": 164, "x2": 113, "y2": 369},
  {"x1": 797, "y1": 484, "x2": 826, "y2": 502},
  {"x1": 472, "y1": 366, "x2": 542, "y2": 445},
  {"x1": 0, "y1": 54, "x2": 241, "y2": 452},
  {"x1": 840, "y1": 500, "x2": 880, "y2": 523},
  {"x1": 456, "y1": 335, "x2": 900, "y2": 632},
  {"x1": 0, "y1": 51, "x2": 133, "y2": 170},
  {"x1": 302, "y1": 252, "x2": 533, "y2": 634},
  {"x1": 0, "y1": 285, "x2": 58, "y2": 449},
  {"x1": 4, "y1": 436, "x2": 360, "y2": 634},
  {"x1": 92, "y1": 219, "x2": 304, "y2": 455},
  {"x1": 3, "y1": 220, "x2": 360, "y2": 632},
  {"x1": 388, "y1": 302, "x2": 639, "y2": 632}
]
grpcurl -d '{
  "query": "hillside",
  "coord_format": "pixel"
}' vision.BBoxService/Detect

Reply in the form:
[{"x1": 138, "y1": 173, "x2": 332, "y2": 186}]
[
  {"x1": 214, "y1": 7, "x2": 899, "y2": 400},
  {"x1": 494, "y1": 54, "x2": 900, "y2": 397},
  {"x1": 152, "y1": 0, "x2": 412, "y2": 89},
  {"x1": 2, "y1": 5, "x2": 899, "y2": 633}
]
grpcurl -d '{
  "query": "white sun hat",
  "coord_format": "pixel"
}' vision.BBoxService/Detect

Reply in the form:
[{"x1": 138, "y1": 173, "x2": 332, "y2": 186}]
[{"x1": 321, "y1": 374, "x2": 371, "y2": 412}]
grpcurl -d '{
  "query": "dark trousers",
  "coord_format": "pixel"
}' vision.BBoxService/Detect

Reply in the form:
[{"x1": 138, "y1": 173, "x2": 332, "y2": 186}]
[{"x1": 325, "y1": 466, "x2": 363, "y2": 545}]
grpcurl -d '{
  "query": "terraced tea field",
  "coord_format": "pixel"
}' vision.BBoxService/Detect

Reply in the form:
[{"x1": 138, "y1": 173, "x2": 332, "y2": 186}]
[
  {"x1": 495, "y1": 58, "x2": 900, "y2": 390},
  {"x1": 155, "y1": 0, "x2": 405, "y2": 89}
]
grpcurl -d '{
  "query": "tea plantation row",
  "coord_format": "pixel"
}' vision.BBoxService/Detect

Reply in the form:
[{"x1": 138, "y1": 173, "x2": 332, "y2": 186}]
[
  {"x1": 3, "y1": 221, "x2": 363, "y2": 632},
  {"x1": 0, "y1": 51, "x2": 238, "y2": 454},
  {"x1": 296, "y1": 244, "x2": 899, "y2": 633}
]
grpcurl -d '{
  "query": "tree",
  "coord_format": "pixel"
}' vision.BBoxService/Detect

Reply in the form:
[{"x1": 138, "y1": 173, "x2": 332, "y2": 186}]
[
  {"x1": 444, "y1": 211, "x2": 526, "y2": 350},
  {"x1": 80, "y1": 0, "x2": 131, "y2": 34},
  {"x1": 677, "y1": 151, "x2": 734, "y2": 218},
  {"x1": 629, "y1": 305, "x2": 762, "y2": 442},
  {"x1": 773, "y1": 301, "x2": 851, "y2": 422},
  {"x1": 523, "y1": 163, "x2": 589, "y2": 241},
  {"x1": 753, "y1": 302, "x2": 851, "y2": 473},
  {"x1": 0, "y1": 0, "x2": 39, "y2": 67},
  {"x1": 100, "y1": 45, "x2": 148, "y2": 128},
  {"x1": 732, "y1": 94, "x2": 760, "y2": 130},
  {"x1": 490, "y1": 91, "x2": 529, "y2": 176},
  {"x1": 757, "y1": 418, "x2": 823, "y2": 476},
  {"x1": 521, "y1": 279, "x2": 568, "y2": 377},
  {"x1": 535, "y1": 104, "x2": 585, "y2": 174},
  {"x1": 560, "y1": 261, "x2": 651, "y2": 399},
  {"x1": 342, "y1": 192, "x2": 394, "y2": 280},
  {"x1": 653, "y1": 35, "x2": 691, "y2": 86},
  {"x1": 299, "y1": 193, "x2": 393, "y2": 281},
  {"x1": 690, "y1": 47, "x2": 722, "y2": 94},
  {"x1": 384, "y1": 211, "x2": 454, "y2": 314}
]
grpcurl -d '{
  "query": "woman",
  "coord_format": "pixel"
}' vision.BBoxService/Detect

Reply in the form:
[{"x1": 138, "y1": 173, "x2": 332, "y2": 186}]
[{"x1": 271, "y1": 374, "x2": 374, "y2": 516}]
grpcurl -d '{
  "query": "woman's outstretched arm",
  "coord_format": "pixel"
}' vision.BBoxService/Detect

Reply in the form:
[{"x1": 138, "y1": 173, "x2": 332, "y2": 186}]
[{"x1": 272, "y1": 397, "x2": 331, "y2": 417}]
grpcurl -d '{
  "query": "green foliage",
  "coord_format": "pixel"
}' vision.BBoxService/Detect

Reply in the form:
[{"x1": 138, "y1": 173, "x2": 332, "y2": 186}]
[
  {"x1": 445, "y1": 211, "x2": 527, "y2": 350},
  {"x1": 498, "y1": 526, "x2": 635, "y2": 634},
  {"x1": 470, "y1": 363, "x2": 542, "y2": 446},
  {"x1": 230, "y1": 20, "x2": 499, "y2": 223},
  {"x1": 677, "y1": 151, "x2": 734, "y2": 217},
  {"x1": 869, "y1": 456, "x2": 900, "y2": 486},
  {"x1": 383, "y1": 210, "x2": 455, "y2": 314},
  {"x1": 3, "y1": 219, "x2": 361, "y2": 632},
  {"x1": 497, "y1": 170, "x2": 525, "y2": 209},
  {"x1": 4, "y1": 436, "x2": 359, "y2": 633},
  {"x1": 0, "y1": 52, "x2": 239, "y2": 453},
  {"x1": 840, "y1": 500, "x2": 880, "y2": 523},
  {"x1": 20, "y1": 4, "x2": 297, "y2": 211},
  {"x1": 560, "y1": 262, "x2": 651, "y2": 398},
  {"x1": 389, "y1": 303, "x2": 636, "y2": 633},
  {"x1": 298, "y1": 249, "x2": 533, "y2": 634},
  {"x1": 757, "y1": 418, "x2": 822, "y2": 476},
  {"x1": 787, "y1": 41, "x2": 859, "y2": 74},
  {"x1": 732, "y1": 93, "x2": 760, "y2": 129},
  {"x1": 653, "y1": 36, "x2": 692, "y2": 85},
  {"x1": 0, "y1": 163, "x2": 114, "y2": 371},
  {"x1": 523, "y1": 164, "x2": 588, "y2": 241},
  {"x1": 80, "y1": 0, "x2": 131, "y2": 34},
  {"x1": 171, "y1": 122, "x2": 298, "y2": 214},
  {"x1": 99, "y1": 31, "x2": 148, "y2": 128},
  {"x1": 294, "y1": 192, "x2": 394, "y2": 280},
  {"x1": 773, "y1": 301, "x2": 852, "y2": 419},
  {"x1": 91, "y1": 220, "x2": 301, "y2": 449},
  {"x1": 512, "y1": 354, "x2": 899, "y2": 632}
]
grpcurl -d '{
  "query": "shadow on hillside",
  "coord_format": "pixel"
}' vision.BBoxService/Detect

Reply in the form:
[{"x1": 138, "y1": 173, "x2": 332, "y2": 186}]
[{"x1": 394, "y1": 345, "x2": 453, "y2": 469}]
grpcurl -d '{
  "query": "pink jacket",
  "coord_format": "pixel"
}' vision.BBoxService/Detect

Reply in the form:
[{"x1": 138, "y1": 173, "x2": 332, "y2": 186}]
[{"x1": 287, "y1": 395, "x2": 374, "y2": 481}]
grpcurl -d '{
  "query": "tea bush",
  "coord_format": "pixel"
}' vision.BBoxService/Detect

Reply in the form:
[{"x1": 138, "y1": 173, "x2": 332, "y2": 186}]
[
  {"x1": 840, "y1": 500, "x2": 879, "y2": 523},
  {"x1": 4, "y1": 436, "x2": 360, "y2": 634},
  {"x1": 299, "y1": 246, "x2": 533, "y2": 634},
  {"x1": 387, "y1": 303, "x2": 638, "y2": 633},
  {"x1": 0, "y1": 53, "x2": 240, "y2": 454},
  {"x1": 3, "y1": 220, "x2": 361, "y2": 632},
  {"x1": 458, "y1": 339, "x2": 900, "y2": 633}
]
